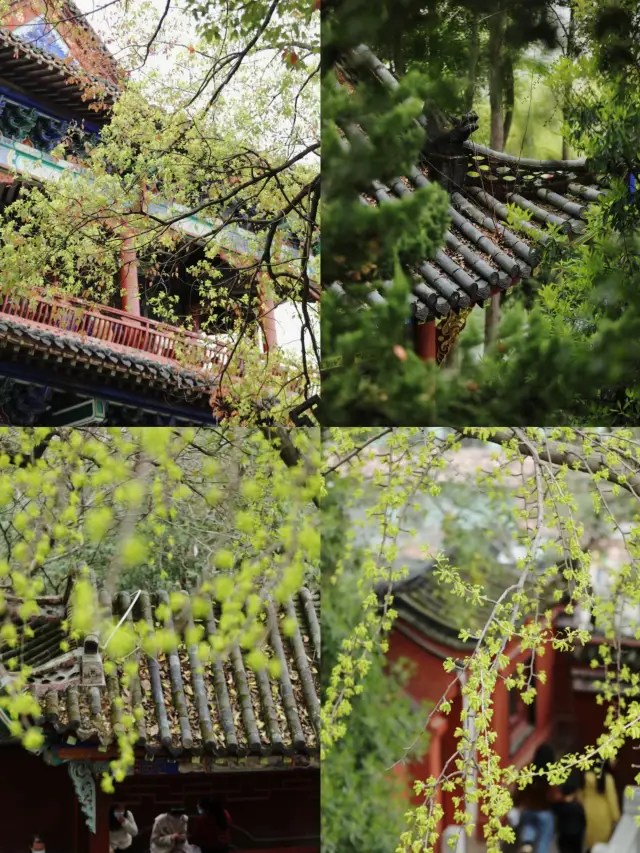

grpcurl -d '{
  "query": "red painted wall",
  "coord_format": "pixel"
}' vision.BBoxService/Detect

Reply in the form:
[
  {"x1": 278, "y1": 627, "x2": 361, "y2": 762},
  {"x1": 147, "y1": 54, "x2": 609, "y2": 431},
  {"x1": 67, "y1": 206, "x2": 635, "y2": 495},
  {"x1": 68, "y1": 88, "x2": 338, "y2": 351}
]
[
  {"x1": 0, "y1": 746, "x2": 90, "y2": 853},
  {"x1": 0, "y1": 746, "x2": 318, "y2": 853},
  {"x1": 388, "y1": 615, "x2": 640, "y2": 851},
  {"x1": 387, "y1": 623, "x2": 462, "y2": 841},
  {"x1": 388, "y1": 623, "x2": 460, "y2": 704},
  {"x1": 387, "y1": 618, "x2": 561, "y2": 848},
  {"x1": 115, "y1": 767, "x2": 320, "y2": 852}
]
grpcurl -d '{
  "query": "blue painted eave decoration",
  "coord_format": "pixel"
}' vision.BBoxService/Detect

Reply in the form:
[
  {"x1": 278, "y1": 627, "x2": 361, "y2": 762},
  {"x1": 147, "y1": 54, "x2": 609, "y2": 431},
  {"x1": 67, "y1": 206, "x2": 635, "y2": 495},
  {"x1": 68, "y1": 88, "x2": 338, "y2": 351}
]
[
  {"x1": 0, "y1": 91, "x2": 99, "y2": 153},
  {"x1": 0, "y1": 83, "x2": 102, "y2": 134}
]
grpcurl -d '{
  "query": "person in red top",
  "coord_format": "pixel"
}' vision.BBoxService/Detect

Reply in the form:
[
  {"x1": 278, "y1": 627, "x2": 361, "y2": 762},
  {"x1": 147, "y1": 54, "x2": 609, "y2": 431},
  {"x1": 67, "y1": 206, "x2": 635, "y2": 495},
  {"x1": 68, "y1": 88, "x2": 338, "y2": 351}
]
[{"x1": 190, "y1": 797, "x2": 232, "y2": 853}]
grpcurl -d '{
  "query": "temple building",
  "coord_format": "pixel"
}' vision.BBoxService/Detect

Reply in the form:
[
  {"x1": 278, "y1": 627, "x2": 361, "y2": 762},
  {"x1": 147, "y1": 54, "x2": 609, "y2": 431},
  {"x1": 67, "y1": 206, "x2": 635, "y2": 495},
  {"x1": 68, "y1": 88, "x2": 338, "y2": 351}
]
[
  {"x1": 0, "y1": 1, "x2": 318, "y2": 425},
  {"x1": 330, "y1": 45, "x2": 606, "y2": 364},
  {"x1": 0, "y1": 577, "x2": 320, "y2": 853},
  {"x1": 385, "y1": 555, "x2": 636, "y2": 850}
]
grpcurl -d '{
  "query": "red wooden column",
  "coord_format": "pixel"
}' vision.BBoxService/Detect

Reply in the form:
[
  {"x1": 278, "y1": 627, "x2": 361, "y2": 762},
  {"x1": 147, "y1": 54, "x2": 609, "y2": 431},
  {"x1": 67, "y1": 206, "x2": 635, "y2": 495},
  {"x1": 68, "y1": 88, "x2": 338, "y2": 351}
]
[
  {"x1": 191, "y1": 298, "x2": 201, "y2": 332},
  {"x1": 416, "y1": 320, "x2": 437, "y2": 361},
  {"x1": 258, "y1": 278, "x2": 277, "y2": 352},
  {"x1": 120, "y1": 235, "x2": 141, "y2": 316},
  {"x1": 89, "y1": 786, "x2": 111, "y2": 853},
  {"x1": 427, "y1": 712, "x2": 449, "y2": 841}
]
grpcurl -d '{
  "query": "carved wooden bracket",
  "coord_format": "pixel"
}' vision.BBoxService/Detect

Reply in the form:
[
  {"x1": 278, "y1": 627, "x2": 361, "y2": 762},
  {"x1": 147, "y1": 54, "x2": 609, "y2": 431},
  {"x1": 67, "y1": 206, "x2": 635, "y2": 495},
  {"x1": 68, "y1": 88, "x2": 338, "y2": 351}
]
[
  {"x1": 68, "y1": 760, "x2": 97, "y2": 833},
  {"x1": 436, "y1": 305, "x2": 475, "y2": 364}
]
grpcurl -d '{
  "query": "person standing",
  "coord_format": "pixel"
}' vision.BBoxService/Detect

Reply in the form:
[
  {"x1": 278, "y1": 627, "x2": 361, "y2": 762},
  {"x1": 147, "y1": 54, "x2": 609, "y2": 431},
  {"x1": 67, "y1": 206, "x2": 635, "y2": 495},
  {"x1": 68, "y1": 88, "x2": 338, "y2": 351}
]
[
  {"x1": 553, "y1": 774, "x2": 586, "y2": 853},
  {"x1": 580, "y1": 759, "x2": 620, "y2": 850},
  {"x1": 190, "y1": 796, "x2": 232, "y2": 853},
  {"x1": 150, "y1": 806, "x2": 191, "y2": 853},
  {"x1": 109, "y1": 802, "x2": 138, "y2": 852},
  {"x1": 516, "y1": 743, "x2": 558, "y2": 853}
]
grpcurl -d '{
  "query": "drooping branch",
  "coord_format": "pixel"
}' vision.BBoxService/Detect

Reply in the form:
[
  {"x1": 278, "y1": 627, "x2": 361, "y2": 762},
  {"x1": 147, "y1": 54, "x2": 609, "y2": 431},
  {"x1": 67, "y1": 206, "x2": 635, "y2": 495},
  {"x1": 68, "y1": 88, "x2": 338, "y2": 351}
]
[{"x1": 466, "y1": 428, "x2": 640, "y2": 496}]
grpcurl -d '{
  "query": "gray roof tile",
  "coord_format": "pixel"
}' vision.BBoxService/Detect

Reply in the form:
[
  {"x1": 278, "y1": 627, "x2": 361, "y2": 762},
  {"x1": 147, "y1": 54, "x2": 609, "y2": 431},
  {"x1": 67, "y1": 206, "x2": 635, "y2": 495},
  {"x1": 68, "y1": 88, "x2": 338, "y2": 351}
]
[
  {"x1": 336, "y1": 46, "x2": 607, "y2": 322},
  {"x1": 1, "y1": 585, "x2": 320, "y2": 761},
  {"x1": 0, "y1": 316, "x2": 215, "y2": 398}
]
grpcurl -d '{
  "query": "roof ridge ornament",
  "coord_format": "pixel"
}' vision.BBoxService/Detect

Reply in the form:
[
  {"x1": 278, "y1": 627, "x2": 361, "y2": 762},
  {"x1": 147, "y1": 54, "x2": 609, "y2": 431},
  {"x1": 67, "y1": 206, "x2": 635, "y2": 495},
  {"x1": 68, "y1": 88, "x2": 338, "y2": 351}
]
[
  {"x1": 463, "y1": 140, "x2": 588, "y2": 172},
  {"x1": 422, "y1": 107, "x2": 480, "y2": 156},
  {"x1": 80, "y1": 633, "x2": 105, "y2": 688}
]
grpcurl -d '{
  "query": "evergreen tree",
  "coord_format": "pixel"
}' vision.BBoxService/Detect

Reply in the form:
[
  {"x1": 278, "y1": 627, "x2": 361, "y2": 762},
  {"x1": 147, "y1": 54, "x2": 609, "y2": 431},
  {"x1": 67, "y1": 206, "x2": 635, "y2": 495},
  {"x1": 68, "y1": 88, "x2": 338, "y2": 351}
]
[
  {"x1": 321, "y1": 0, "x2": 640, "y2": 426},
  {"x1": 321, "y1": 477, "x2": 429, "y2": 853}
]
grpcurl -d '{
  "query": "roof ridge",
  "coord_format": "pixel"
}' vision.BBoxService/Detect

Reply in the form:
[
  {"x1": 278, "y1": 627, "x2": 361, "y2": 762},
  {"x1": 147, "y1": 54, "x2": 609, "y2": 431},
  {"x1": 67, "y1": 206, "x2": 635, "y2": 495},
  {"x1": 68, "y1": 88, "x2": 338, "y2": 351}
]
[
  {"x1": 463, "y1": 140, "x2": 587, "y2": 172},
  {"x1": 345, "y1": 43, "x2": 589, "y2": 173}
]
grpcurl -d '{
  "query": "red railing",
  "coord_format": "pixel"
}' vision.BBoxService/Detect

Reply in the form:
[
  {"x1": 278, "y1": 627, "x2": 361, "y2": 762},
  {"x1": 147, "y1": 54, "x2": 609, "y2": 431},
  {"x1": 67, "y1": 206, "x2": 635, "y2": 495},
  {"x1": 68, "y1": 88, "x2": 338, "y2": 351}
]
[{"x1": 0, "y1": 289, "x2": 231, "y2": 371}]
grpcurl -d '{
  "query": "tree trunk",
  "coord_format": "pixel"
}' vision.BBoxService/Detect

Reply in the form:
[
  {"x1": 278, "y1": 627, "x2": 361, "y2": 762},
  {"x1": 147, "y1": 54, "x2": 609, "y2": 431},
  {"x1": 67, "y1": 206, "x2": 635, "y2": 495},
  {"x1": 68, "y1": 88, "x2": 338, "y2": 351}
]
[
  {"x1": 503, "y1": 54, "x2": 515, "y2": 149},
  {"x1": 562, "y1": 4, "x2": 575, "y2": 160},
  {"x1": 484, "y1": 293, "x2": 501, "y2": 352},
  {"x1": 488, "y1": 10, "x2": 508, "y2": 152},
  {"x1": 464, "y1": 14, "x2": 480, "y2": 113},
  {"x1": 487, "y1": 9, "x2": 508, "y2": 348}
]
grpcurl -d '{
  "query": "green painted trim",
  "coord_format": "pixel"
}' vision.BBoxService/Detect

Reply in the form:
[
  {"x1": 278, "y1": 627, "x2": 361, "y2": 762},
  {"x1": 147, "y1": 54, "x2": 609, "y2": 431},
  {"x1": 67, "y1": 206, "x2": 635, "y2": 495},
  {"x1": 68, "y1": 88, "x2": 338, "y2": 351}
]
[{"x1": 0, "y1": 135, "x2": 318, "y2": 281}]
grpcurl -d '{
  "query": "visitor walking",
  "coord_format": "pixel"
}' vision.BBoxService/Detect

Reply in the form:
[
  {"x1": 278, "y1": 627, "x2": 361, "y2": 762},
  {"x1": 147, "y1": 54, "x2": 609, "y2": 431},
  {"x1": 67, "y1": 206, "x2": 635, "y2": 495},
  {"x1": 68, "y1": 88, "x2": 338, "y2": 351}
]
[
  {"x1": 109, "y1": 802, "x2": 138, "y2": 851},
  {"x1": 190, "y1": 796, "x2": 232, "y2": 853},
  {"x1": 150, "y1": 806, "x2": 192, "y2": 853},
  {"x1": 516, "y1": 743, "x2": 558, "y2": 853},
  {"x1": 580, "y1": 759, "x2": 620, "y2": 850},
  {"x1": 553, "y1": 773, "x2": 586, "y2": 853}
]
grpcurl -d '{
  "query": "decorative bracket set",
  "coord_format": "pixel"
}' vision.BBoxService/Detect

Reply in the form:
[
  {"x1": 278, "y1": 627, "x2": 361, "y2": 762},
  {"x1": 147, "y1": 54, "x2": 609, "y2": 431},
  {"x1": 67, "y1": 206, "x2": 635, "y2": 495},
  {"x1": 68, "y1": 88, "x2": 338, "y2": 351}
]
[{"x1": 0, "y1": 93, "x2": 98, "y2": 154}]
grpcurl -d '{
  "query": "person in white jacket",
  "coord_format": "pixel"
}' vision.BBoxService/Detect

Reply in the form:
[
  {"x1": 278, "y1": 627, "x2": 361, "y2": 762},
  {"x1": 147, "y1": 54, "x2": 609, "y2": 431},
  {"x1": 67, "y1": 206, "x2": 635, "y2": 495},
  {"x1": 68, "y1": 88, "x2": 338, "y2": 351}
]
[
  {"x1": 150, "y1": 807, "x2": 193, "y2": 853},
  {"x1": 109, "y1": 802, "x2": 138, "y2": 852}
]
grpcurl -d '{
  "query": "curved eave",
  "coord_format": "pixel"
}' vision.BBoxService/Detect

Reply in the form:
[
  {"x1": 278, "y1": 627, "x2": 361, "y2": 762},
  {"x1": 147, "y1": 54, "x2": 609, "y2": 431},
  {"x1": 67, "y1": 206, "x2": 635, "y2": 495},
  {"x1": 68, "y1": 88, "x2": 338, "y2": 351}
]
[
  {"x1": 333, "y1": 43, "x2": 606, "y2": 322},
  {"x1": 0, "y1": 29, "x2": 118, "y2": 124},
  {"x1": 38, "y1": 723, "x2": 321, "y2": 764},
  {"x1": 0, "y1": 314, "x2": 220, "y2": 414},
  {"x1": 64, "y1": 0, "x2": 123, "y2": 85}
]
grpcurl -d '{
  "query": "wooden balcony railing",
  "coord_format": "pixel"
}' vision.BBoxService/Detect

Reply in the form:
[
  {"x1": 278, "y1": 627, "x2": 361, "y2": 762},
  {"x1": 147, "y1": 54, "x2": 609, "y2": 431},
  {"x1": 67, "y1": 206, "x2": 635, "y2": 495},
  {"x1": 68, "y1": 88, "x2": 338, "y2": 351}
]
[{"x1": 0, "y1": 288, "x2": 231, "y2": 372}]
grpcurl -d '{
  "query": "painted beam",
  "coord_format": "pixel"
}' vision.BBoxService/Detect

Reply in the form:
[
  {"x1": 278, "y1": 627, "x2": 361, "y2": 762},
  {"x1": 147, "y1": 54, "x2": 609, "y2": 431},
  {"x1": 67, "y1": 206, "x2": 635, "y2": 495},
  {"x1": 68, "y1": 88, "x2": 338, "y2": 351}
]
[
  {"x1": 0, "y1": 83, "x2": 102, "y2": 133},
  {"x1": 0, "y1": 135, "x2": 319, "y2": 282},
  {"x1": 0, "y1": 360, "x2": 218, "y2": 424}
]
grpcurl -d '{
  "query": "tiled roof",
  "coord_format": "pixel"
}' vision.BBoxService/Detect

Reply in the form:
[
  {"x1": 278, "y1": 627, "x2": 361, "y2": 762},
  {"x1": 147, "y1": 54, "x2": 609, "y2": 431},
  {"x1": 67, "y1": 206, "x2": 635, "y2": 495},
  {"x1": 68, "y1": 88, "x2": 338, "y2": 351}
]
[
  {"x1": 387, "y1": 560, "x2": 508, "y2": 650},
  {"x1": 0, "y1": 27, "x2": 119, "y2": 123},
  {"x1": 388, "y1": 557, "x2": 567, "y2": 651},
  {"x1": 0, "y1": 584, "x2": 320, "y2": 762},
  {"x1": 333, "y1": 45, "x2": 607, "y2": 322},
  {"x1": 64, "y1": 0, "x2": 122, "y2": 84},
  {"x1": 0, "y1": 314, "x2": 217, "y2": 404}
]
